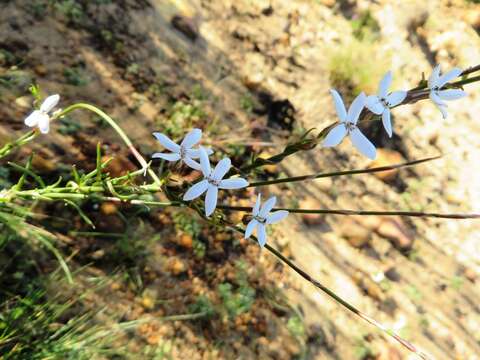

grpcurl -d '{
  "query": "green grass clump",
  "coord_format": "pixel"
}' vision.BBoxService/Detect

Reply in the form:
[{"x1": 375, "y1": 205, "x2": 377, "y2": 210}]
[
  {"x1": 328, "y1": 38, "x2": 390, "y2": 101},
  {"x1": 351, "y1": 11, "x2": 381, "y2": 41},
  {"x1": 54, "y1": 0, "x2": 84, "y2": 25},
  {"x1": 163, "y1": 100, "x2": 207, "y2": 139},
  {"x1": 0, "y1": 281, "x2": 139, "y2": 359},
  {"x1": 64, "y1": 67, "x2": 88, "y2": 86},
  {"x1": 218, "y1": 282, "x2": 255, "y2": 319}
]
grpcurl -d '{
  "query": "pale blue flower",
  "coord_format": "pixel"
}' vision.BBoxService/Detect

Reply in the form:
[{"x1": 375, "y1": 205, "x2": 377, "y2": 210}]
[{"x1": 244, "y1": 194, "x2": 288, "y2": 247}]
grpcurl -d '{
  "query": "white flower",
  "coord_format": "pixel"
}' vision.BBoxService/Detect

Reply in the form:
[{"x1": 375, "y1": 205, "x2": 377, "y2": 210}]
[
  {"x1": 152, "y1": 129, "x2": 213, "y2": 170},
  {"x1": 182, "y1": 147, "x2": 249, "y2": 216},
  {"x1": 366, "y1": 71, "x2": 407, "y2": 137},
  {"x1": 244, "y1": 194, "x2": 288, "y2": 247},
  {"x1": 24, "y1": 94, "x2": 60, "y2": 134},
  {"x1": 428, "y1": 65, "x2": 467, "y2": 119},
  {"x1": 323, "y1": 90, "x2": 376, "y2": 160}
]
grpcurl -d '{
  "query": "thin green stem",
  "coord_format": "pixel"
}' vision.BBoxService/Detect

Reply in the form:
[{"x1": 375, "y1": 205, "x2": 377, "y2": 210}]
[
  {"x1": 239, "y1": 64, "x2": 480, "y2": 174},
  {"x1": 218, "y1": 205, "x2": 480, "y2": 219},
  {"x1": 227, "y1": 224, "x2": 429, "y2": 359},
  {"x1": 0, "y1": 130, "x2": 36, "y2": 159},
  {"x1": 248, "y1": 155, "x2": 440, "y2": 187},
  {"x1": 58, "y1": 103, "x2": 161, "y2": 186}
]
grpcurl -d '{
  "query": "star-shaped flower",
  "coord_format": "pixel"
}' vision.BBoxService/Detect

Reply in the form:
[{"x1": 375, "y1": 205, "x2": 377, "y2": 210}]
[
  {"x1": 244, "y1": 194, "x2": 288, "y2": 247},
  {"x1": 24, "y1": 94, "x2": 60, "y2": 134},
  {"x1": 183, "y1": 147, "x2": 249, "y2": 216},
  {"x1": 366, "y1": 71, "x2": 407, "y2": 137},
  {"x1": 152, "y1": 129, "x2": 213, "y2": 170},
  {"x1": 323, "y1": 90, "x2": 376, "y2": 160},
  {"x1": 428, "y1": 65, "x2": 467, "y2": 119}
]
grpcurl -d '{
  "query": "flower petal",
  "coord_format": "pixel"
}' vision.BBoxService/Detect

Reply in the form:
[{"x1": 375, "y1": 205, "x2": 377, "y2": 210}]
[
  {"x1": 39, "y1": 94, "x2": 60, "y2": 113},
  {"x1": 151, "y1": 152, "x2": 181, "y2": 161},
  {"x1": 183, "y1": 180, "x2": 208, "y2": 201},
  {"x1": 436, "y1": 67, "x2": 462, "y2": 88},
  {"x1": 365, "y1": 95, "x2": 384, "y2": 115},
  {"x1": 266, "y1": 210, "x2": 289, "y2": 224},
  {"x1": 322, "y1": 124, "x2": 347, "y2": 147},
  {"x1": 329, "y1": 89, "x2": 347, "y2": 122},
  {"x1": 347, "y1": 92, "x2": 366, "y2": 125},
  {"x1": 428, "y1": 65, "x2": 441, "y2": 88},
  {"x1": 219, "y1": 178, "x2": 248, "y2": 189},
  {"x1": 378, "y1": 71, "x2": 392, "y2": 98},
  {"x1": 381, "y1": 109, "x2": 393, "y2": 138},
  {"x1": 183, "y1": 156, "x2": 202, "y2": 171},
  {"x1": 437, "y1": 105, "x2": 448, "y2": 119},
  {"x1": 205, "y1": 186, "x2": 218, "y2": 216},
  {"x1": 259, "y1": 196, "x2": 276, "y2": 218},
  {"x1": 252, "y1": 193, "x2": 261, "y2": 217},
  {"x1": 187, "y1": 147, "x2": 214, "y2": 158},
  {"x1": 257, "y1": 224, "x2": 267, "y2": 247},
  {"x1": 24, "y1": 110, "x2": 41, "y2": 127},
  {"x1": 244, "y1": 219, "x2": 258, "y2": 239},
  {"x1": 437, "y1": 89, "x2": 467, "y2": 101},
  {"x1": 153, "y1": 132, "x2": 180, "y2": 152},
  {"x1": 212, "y1": 158, "x2": 231, "y2": 181},
  {"x1": 430, "y1": 91, "x2": 447, "y2": 107},
  {"x1": 181, "y1": 128, "x2": 202, "y2": 148},
  {"x1": 432, "y1": 100, "x2": 448, "y2": 119},
  {"x1": 349, "y1": 128, "x2": 376, "y2": 159},
  {"x1": 199, "y1": 147, "x2": 211, "y2": 177},
  {"x1": 38, "y1": 114, "x2": 50, "y2": 134},
  {"x1": 386, "y1": 91, "x2": 407, "y2": 107}
]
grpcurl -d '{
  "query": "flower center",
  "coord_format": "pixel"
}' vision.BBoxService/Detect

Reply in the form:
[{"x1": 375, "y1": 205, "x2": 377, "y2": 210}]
[
  {"x1": 345, "y1": 122, "x2": 356, "y2": 132},
  {"x1": 207, "y1": 175, "x2": 220, "y2": 187},
  {"x1": 179, "y1": 146, "x2": 187, "y2": 159},
  {"x1": 380, "y1": 97, "x2": 389, "y2": 107},
  {"x1": 253, "y1": 215, "x2": 267, "y2": 224}
]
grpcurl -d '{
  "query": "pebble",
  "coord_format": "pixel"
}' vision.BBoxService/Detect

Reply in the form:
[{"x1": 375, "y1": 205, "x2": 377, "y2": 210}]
[
  {"x1": 339, "y1": 218, "x2": 372, "y2": 248},
  {"x1": 15, "y1": 96, "x2": 31, "y2": 109},
  {"x1": 299, "y1": 198, "x2": 324, "y2": 226},
  {"x1": 368, "y1": 148, "x2": 404, "y2": 182},
  {"x1": 376, "y1": 218, "x2": 414, "y2": 251}
]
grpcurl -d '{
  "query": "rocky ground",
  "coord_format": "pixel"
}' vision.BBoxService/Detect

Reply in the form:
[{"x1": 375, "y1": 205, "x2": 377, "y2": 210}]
[{"x1": 1, "y1": 0, "x2": 480, "y2": 359}]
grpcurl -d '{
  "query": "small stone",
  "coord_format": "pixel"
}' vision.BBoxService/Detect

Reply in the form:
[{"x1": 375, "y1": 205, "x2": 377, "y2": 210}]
[
  {"x1": 110, "y1": 282, "x2": 122, "y2": 291},
  {"x1": 376, "y1": 217, "x2": 414, "y2": 251},
  {"x1": 178, "y1": 233, "x2": 193, "y2": 248},
  {"x1": 167, "y1": 258, "x2": 187, "y2": 275},
  {"x1": 339, "y1": 218, "x2": 371, "y2": 248},
  {"x1": 15, "y1": 96, "x2": 31, "y2": 109},
  {"x1": 384, "y1": 267, "x2": 401, "y2": 282},
  {"x1": 34, "y1": 64, "x2": 47, "y2": 76},
  {"x1": 243, "y1": 73, "x2": 264, "y2": 90},
  {"x1": 100, "y1": 202, "x2": 118, "y2": 215},
  {"x1": 141, "y1": 295, "x2": 155, "y2": 310},
  {"x1": 464, "y1": 268, "x2": 476, "y2": 283},
  {"x1": 368, "y1": 148, "x2": 404, "y2": 181},
  {"x1": 146, "y1": 333, "x2": 161, "y2": 345},
  {"x1": 171, "y1": 15, "x2": 198, "y2": 41},
  {"x1": 353, "y1": 271, "x2": 385, "y2": 302},
  {"x1": 91, "y1": 249, "x2": 105, "y2": 259},
  {"x1": 299, "y1": 199, "x2": 323, "y2": 226}
]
